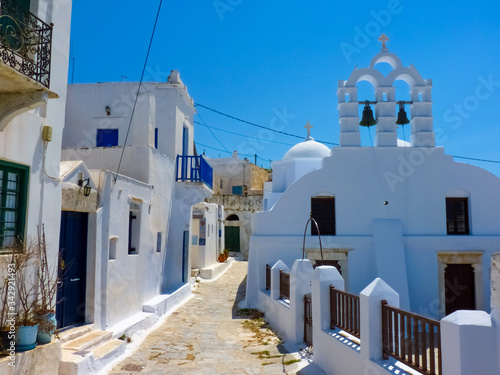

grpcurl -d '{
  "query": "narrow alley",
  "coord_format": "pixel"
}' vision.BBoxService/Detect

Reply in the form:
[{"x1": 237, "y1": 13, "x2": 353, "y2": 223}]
[{"x1": 106, "y1": 261, "x2": 306, "y2": 375}]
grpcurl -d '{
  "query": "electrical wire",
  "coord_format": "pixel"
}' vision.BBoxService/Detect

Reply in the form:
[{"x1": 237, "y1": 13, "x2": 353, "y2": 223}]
[
  {"x1": 113, "y1": 0, "x2": 163, "y2": 183},
  {"x1": 452, "y1": 155, "x2": 500, "y2": 164},
  {"x1": 196, "y1": 113, "x2": 231, "y2": 154},
  {"x1": 194, "y1": 121, "x2": 295, "y2": 146},
  {"x1": 195, "y1": 103, "x2": 339, "y2": 146}
]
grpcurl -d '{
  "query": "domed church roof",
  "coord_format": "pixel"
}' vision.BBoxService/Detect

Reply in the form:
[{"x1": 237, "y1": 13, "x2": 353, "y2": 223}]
[{"x1": 283, "y1": 136, "x2": 331, "y2": 160}]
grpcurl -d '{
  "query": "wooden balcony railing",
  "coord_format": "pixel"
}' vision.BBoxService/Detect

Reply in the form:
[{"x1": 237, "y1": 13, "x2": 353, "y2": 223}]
[
  {"x1": 382, "y1": 300, "x2": 442, "y2": 375},
  {"x1": 279, "y1": 269, "x2": 290, "y2": 300},
  {"x1": 330, "y1": 285, "x2": 360, "y2": 338},
  {"x1": 265, "y1": 264, "x2": 271, "y2": 291}
]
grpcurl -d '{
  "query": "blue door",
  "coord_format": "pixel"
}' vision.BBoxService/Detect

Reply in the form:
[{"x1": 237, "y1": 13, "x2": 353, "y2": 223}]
[
  {"x1": 182, "y1": 230, "x2": 189, "y2": 283},
  {"x1": 57, "y1": 211, "x2": 88, "y2": 329}
]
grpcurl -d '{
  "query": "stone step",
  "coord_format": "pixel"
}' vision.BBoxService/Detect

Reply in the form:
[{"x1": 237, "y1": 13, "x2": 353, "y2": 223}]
[
  {"x1": 93, "y1": 339, "x2": 127, "y2": 362},
  {"x1": 62, "y1": 330, "x2": 112, "y2": 352},
  {"x1": 59, "y1": 334, "x2": 127, "y2": 375},
  {"x1": 57, "y1": 324, "x2": 94, "y2": 344}
]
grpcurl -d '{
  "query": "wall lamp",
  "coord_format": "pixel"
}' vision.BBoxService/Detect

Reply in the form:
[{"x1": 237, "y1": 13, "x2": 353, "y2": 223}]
[
  {"x1": 105, "y1": 105, "x2": 111, "y2": 116},
  {"x1": 78, "y1": 177, "x2": 92, "y2": 197}
]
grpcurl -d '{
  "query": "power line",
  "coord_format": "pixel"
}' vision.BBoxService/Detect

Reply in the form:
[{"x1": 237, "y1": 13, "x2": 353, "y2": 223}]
[
  {"x1": 195, "y1": 103, "x2": 339, "y2": 146},
  {"x1": 452, "y1": 155, "x2": 500, "y2": 164},
  {"x1": 193, "y1": 121, "x2": 295, "y2": 146},
  {"x1": 114, "y1": 0, "x2": 163, "y2": 183},
  {"x1": 196, "y1": 113, "x2": 231, "y2": 154}
]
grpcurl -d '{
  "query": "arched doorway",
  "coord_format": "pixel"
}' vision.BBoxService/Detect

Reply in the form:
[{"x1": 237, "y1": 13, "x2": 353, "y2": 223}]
[{"x1": 225, "y1": 214, "x2": 240, "y2": 253}]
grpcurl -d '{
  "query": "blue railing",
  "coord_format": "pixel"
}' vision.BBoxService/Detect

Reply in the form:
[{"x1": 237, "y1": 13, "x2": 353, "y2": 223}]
[{"x1": 175, "y1": 155, "x2": 213, "y2": 189}]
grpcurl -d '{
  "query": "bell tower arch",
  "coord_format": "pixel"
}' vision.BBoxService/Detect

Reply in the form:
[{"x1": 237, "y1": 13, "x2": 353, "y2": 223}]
[{"x1": 337, "y1": 35, "x2": 435, "y2": 148}]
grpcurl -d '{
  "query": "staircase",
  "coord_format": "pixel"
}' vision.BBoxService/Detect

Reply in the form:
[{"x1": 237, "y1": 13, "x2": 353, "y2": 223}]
[{"x1": 58, "y1": 325, "x2": 127, "y2": 375}]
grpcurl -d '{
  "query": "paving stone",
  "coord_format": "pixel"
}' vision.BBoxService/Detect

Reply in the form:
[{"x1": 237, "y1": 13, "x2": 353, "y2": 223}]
[{"x1": 108, "y1": 261, "x2": 303, "y2": 375}]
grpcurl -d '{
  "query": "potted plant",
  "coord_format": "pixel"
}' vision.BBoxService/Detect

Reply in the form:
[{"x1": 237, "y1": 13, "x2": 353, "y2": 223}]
[
  {"x1": 33, "y1": 225, "x2": 59, "y2": 344},
  {"x1": 0, "y1": 248, "x2": 15, "y2": 352},
  {"x1": 218, "y1": 249, "x2": 229, "y2": 263},
  {"x1": 13, "y1": 240, "x2": 39, "y2": 352}
]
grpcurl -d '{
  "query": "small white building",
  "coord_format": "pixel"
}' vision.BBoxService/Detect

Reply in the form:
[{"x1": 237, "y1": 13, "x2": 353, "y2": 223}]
[
  {"x1": 246, "y1": 40, "x2": 500, "y2": 320},
  {"x1": 207, "y1": 153, "x2": 269, "y2": 259},
  {"x1": 190, "y1": 202, "x2": 224, "y2": 274},
  {"x1": 60, "y1": 73, "x2": 213, "y2": 333}
]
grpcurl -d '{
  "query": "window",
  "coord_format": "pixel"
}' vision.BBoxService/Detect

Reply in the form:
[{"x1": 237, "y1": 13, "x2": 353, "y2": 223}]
[
  {"x1": 128, "y1": 203, "x2": 141, "y2": 254},
  {"x1": 156, "y1": 232, "x2": 161, "y2": 252},
  {"x1": 446, "y1": 197, "x2": 469, "y2": 235},
  {"x1": 96, "y1": 129, "x2": 118, "y2": 147},
  {"x1": 154, "y1": 128, "x2": 158, "y2": 149},
  {"x1": 0, "y1": 161, "x2": 29, "y2": 250},
  {"x1": 311, "y1": 197, "x2": 335, "y2": 235}
]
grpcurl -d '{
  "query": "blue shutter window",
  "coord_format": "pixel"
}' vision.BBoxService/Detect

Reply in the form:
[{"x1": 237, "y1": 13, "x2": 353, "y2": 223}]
[
  {"x1": 96, "y1": 129, "x2": 119, "y2": 147},
  {"x1": 154, "y1": 128, "x2": 159, "y2": 149}
]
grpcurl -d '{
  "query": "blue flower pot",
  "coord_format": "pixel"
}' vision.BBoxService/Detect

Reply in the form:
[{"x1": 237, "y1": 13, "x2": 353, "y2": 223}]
[
  {"x1": 36, "y1": 312, "x2": 57, "y2": 344},
  {"x1": 15, "y1": 324, "x2": 38, "y2": 352}
]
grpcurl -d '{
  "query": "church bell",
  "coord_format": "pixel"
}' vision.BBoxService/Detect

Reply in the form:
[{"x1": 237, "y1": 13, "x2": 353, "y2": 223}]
[
  {"x1": 359, "y1": 101, "x2": 377, "y2": 127},
  {"x1": 396, "y1": 103, "x2": 410, "y2": 125}
]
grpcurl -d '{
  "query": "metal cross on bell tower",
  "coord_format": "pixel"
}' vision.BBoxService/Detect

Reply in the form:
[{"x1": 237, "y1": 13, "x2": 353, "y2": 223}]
[{"x1": 378, "y1": 33, "x2": 389, "y2": 52}]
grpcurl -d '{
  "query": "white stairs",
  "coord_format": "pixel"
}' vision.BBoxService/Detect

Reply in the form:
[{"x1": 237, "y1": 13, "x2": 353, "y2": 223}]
[{"x1": 58, "y1": 325, "x2": 127, "y2": 375}]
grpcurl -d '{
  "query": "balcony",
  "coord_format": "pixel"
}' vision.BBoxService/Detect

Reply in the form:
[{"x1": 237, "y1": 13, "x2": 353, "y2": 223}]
[
  {"x1": 175, "y1": 155, "x2": 213, "y2": 190},
  {"x1": 0, "y1": 0, "x2": 57, "y2": 130}
]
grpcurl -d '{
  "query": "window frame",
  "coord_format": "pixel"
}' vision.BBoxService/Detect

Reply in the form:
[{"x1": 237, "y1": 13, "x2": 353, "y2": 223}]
[
  {"x1": 446, "y1": 197, "x2": 470, "y2": 235},
  {"x1": 0, "y1": 160, "x2": 29, "y2": 251},
  {"x1": 96, "y1": 128, "x2": 119, "y2": 147},
  {"x1": 311, "y1": 196, "x2": 336, "y2": 236}
]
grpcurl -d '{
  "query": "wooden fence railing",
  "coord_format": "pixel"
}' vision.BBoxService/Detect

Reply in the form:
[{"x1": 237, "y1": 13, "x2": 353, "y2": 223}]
[
  {"x1": 382, "y1": 301, "x2": 442, "y2": 375},
  {"x1": 279, "y1": 270, "x2": 290, "y2": 300},
  {"x1": 265, "y1": 264, "x2": 271, "y2": 290},
  {"x1": 330, "y1": 285, "x2": 360, "y2": 338}
]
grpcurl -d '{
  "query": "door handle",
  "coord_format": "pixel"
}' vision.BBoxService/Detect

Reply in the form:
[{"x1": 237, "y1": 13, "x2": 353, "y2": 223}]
[{"x1": 70, "y1": 278, "x2": 80, "y2": 282}]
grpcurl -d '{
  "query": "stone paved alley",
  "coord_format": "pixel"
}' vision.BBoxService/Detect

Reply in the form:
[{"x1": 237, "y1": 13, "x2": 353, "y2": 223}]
[{"x1": 107, "y1": 260, "x2": 308, "y2": 375}]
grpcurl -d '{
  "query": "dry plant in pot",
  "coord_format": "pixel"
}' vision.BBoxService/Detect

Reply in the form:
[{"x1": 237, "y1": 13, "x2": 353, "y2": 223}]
[
  {"x1": 12, "y1": 239, "x2": 39, "y2": 351},
  {"x1": 0, "y1": 246, "x2": 20, "y2": 352},
  {"x1": 33, "y1": 225, "x2": 60, "y2": 344}
]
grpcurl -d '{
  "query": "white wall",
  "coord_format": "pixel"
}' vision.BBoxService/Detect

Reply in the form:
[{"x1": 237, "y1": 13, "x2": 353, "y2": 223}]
[
  {"x1": 0, "y1": 0, "x2": 72, "y2": 284},
  {"x1": 191, "y1": 202, "x2": 223, "y2": 269},
  {"x1": 247, "y1": 146, "x2": 500, "y2": 319}
]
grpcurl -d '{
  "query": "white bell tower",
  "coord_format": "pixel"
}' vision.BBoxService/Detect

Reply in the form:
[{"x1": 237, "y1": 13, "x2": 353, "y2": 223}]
[{"x1": 337, "y1": 34, "x2": 435, "y2": 148}]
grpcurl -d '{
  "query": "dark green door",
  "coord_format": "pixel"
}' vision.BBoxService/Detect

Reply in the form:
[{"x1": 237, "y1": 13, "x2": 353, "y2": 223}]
[{"x1": 225, "y1": 226, "x2": 240, "y2": 252}]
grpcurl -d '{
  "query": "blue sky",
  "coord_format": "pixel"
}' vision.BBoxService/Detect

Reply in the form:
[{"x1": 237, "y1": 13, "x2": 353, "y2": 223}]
[{"x1": 70, "y1": 0, "x2": 500, "y2": 174}]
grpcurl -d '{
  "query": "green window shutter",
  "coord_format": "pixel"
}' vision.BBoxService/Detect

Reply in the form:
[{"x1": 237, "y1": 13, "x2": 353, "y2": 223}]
[{"x1": 0, "y1": 160, "x2": 29, "y2": 250}]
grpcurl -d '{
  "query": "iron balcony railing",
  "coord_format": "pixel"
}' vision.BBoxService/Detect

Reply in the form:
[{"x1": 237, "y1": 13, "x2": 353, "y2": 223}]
[
  {"x1": 0, "y1": 0, "x2": 53, "y2": 88},
  {"x1": 175, "y1": 155, "x2": 213, "y2": 189}
]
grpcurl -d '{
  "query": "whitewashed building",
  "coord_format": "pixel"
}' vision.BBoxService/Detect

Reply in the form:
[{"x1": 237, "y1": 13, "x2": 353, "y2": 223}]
[
  {"x1": 0, "y1": 0, "x2": 72, "y2": 264},
  {"x1": 190, "y1": 202, "x2": 225, "y2": 278},
  {"x1": 246, "y1": 40, "x2": 500, "y2": 321},
  {"x1": 58, "y1": 73, "x2": 213, "y2": 372},
  {"x1": 207, "y1": 153, "x2": 269, "y2": 259}
]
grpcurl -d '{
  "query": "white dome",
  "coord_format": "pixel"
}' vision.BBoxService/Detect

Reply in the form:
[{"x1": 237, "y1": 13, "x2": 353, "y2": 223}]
[
  {"x1": 283, "y1": 137, "x2": 331, "y2": 160},
  {"x1": 397, "y1": 139, "x2": 411, "y2": 147}
]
